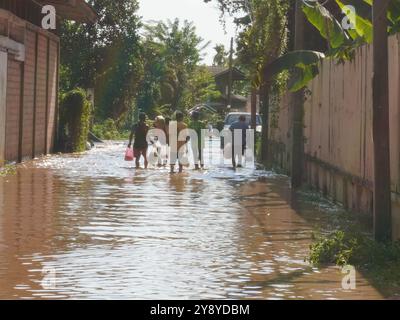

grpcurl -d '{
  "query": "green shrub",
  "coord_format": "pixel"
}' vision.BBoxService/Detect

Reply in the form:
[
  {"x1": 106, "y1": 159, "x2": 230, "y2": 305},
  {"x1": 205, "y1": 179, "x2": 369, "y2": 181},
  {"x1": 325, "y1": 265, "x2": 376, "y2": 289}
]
[
  {"x1": 308, "y1": 229, "x2": 400, "y2": 268},
  {"x1": 92, "y1": 118, "x2": 130, "y2": 140},
  {"x1": 307, "y1": 229, "x2": 400, "y2": 292},
  {"x1": 308, "y1": 231, "x2": 362, "y2": 266},
  {"x1": 255, "y1": 133, "x2": 262, "y2": 162},
  {"x1": 59, "y1": 88, "x2": 91, "y2": 152},
  {"x1": 92, "y1": 118, "x2": 120, "y2": 140},
  {"x1": 0, "y1": 164, "x2": 16, "y2": 177}
]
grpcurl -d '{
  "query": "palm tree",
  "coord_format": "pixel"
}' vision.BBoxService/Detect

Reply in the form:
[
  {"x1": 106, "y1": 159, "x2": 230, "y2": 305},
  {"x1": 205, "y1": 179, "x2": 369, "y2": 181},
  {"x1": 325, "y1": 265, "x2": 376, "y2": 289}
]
[
  {"x1": 143, "y1": 19, "x2": 209, "y2": 110},
  {"x1": 213, "y1": 44, "x2": 228, "y2": 66}
]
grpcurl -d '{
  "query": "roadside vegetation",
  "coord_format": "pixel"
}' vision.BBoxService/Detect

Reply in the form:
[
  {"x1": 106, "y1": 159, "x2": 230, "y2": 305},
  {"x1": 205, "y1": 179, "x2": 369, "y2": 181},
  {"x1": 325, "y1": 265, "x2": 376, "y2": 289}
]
[
  {"x1": 0, "y1": 164, "x2": 16, "y2": 177},
  {"x1": 58, "y1": 88, "x2": 91, "y2": 152},
  {"x1": 58, "y1": 1, "x2": 224, "y2": 142},
  {"x1": 57, "y1": 1, "x2": 400, "y2": 150},
  {"x1": 298, "y1": 187, "x2": 400, "y2": 296},
  {"x1": 92, "y1": 119, "x2": 130, "y2": 141}
]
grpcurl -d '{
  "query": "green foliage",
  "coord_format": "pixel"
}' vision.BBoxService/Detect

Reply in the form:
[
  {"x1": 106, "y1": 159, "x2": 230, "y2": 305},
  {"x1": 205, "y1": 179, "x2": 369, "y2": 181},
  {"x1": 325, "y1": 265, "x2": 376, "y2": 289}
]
[
  {"x1": 61, "y1": 2, "x2": 218, "y2": 123},
  {"x1": 301, "y1": 2, "x2": 372, "y2": 61},
  {"x1": 137, "y1": 19, "x2": 211, "y2": 116},
  {"x1": 309, "y1": 228, "x2": 400, "y2": 265},
  {"x1": 207, "y1": 112, "x2": 225, "y2": 131},
  {"x1": 206, "y1": 0, "x2": 290, "y2": 164},
  {"x1": 261, "y1": 0, "x2": 393, "y2": 91},
  {"x1": 388, "y1": 0, "x2": 400, "y2": 33},
  {"x1": 307, "y1": 228, "x2": 400, "y2": 295},
  {"x1": 335, "y1": 0, "x2": 373, "y2": 43},
  {"x1": 92, "y1": 119, "x2": 128, "y2": 140},
  {"x1": 236, "y1": 0, "x2": 289, "y2": 87},
  {"x1": 95, "y1": 37, "x2": 143, "y2": 120},
  {"x1": 59, "y1": 88, "x2": 91, "y2": 152},
  {"x1": 301, "y1": 185, "x2": 400, "y2": 293},
  {"x1": 59, "y1": 0, "x2": 143, "y2": 120},
  {"x1": 332, "y1": 0, "x2": 400, "y2": 37},
  {"x1": 205, "y1": 0, "x2": 289, "y2": 86},
  {"x1": 303, "y1": 4, "x2": 349, "y2": 50},
  {"x1": 0, "y1": 164, "x2": 16, "y2": 177},
  {"x1": 302, "y1": 1, "x2": 400, "y2": 59},
  {"x1": 308, "y1": 230, "x2": 360, "y2": 266},
  {"x1": 59, "y1": 64, "x2": 72, "y2": 95},
  {"x1": 264, "y1": 50, "x2": 325, "y2": 91},
  {"x1": 181, "y1": 66, "x2": 221, "y2": 108},
  {"x1": 255, "y1": 132, "x2": 262, "y2": 162},
  {"x1": 213, "y1": 44, "x2": 229, "y2": 66}
]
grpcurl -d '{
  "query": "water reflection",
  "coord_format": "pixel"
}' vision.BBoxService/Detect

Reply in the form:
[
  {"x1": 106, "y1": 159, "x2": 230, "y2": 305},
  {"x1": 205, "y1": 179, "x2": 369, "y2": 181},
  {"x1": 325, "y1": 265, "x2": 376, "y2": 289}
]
[
  {"x1": 0, "y1": 141, "x2": 384, "y2": 299},
  {"x1": 0, "y1": 168, "x2": 59, "y2": 298}
]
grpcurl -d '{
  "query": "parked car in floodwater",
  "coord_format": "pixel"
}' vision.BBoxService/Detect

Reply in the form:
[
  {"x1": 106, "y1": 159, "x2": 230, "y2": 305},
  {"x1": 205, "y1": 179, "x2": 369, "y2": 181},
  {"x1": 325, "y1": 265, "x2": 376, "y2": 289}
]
[
  {"x1": 223, "y1": 112, "x2": 262, "y2": 133},
  {"x1": 220, "y1": 112, "x2": 262, "y2": 149}
]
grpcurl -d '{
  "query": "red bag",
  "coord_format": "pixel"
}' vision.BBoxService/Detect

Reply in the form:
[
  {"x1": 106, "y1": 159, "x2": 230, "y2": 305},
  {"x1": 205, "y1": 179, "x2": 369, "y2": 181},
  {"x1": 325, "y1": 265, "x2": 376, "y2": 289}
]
[{"x1": 125, "y1": 147, "x2": 134, "y2": 161}]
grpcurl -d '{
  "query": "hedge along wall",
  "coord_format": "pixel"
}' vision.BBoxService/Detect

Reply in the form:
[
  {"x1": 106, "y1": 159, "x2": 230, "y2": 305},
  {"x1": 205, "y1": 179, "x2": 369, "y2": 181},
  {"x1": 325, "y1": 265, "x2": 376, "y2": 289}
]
[
  {"x1": 0, "y1": 9, "x2": 59, "y2": 164},
  {"x1": 269, "y1": 33, "x2": 400, "y2": 241},
  {"x1": 59, "y1": 88, "x2": 91, "y2": 153}
]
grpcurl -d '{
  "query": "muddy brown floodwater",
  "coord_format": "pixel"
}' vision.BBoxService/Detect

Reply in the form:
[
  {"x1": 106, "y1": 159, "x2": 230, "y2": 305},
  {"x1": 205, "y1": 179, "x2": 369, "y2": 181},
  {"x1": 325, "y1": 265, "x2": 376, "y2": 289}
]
[{"x1": 0, "y1": 140, "x2": 384, "y2": 299}]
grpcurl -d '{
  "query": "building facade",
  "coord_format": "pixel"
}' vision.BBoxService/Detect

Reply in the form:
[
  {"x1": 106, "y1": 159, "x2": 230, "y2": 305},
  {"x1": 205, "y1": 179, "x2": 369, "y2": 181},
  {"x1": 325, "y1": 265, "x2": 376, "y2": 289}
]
[{"x1": 0, "y1": 0, "x2": 95, "y2": 165}]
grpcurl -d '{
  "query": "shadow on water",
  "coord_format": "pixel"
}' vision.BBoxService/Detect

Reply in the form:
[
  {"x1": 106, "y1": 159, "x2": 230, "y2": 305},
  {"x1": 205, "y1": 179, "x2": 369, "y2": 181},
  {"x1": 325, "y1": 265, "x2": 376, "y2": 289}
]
[{"x1": 0, "y1": 141, "x2": 386, "y2": 299}]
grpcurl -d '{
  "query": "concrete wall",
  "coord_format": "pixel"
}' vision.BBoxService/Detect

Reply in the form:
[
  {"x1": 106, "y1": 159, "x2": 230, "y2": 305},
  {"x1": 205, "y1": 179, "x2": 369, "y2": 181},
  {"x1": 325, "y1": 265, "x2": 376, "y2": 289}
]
[{"x1": 270, "y1": 33, "x2": 400, "y2": 240}]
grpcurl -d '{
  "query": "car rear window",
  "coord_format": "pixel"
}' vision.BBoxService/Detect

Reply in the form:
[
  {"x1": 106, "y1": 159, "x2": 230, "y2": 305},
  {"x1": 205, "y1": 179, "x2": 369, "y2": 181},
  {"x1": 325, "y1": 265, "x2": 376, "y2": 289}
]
[{"x1": 225, "y1": 114, "x2": 261, "y2": 126}]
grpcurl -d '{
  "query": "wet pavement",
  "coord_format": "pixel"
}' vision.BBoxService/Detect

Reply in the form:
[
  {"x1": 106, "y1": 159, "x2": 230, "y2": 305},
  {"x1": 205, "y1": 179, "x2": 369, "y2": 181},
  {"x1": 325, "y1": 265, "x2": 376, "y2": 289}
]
[{"x1": 0, "y1": 140, "x2": 384, "y2": 299}]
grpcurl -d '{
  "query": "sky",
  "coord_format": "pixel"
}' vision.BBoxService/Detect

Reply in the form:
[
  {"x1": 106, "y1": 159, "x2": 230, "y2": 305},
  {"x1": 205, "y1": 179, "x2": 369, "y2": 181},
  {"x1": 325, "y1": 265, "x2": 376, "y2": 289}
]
[{"x1": 137, "y1": 0, "x2": 237, "y2": 65}]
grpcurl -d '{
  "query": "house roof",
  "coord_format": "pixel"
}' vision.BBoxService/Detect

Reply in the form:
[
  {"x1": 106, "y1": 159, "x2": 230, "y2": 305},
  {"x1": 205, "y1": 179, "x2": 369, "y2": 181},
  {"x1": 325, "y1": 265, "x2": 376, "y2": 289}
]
[
  {"x1": 221, "y1": 93, "x2": 248, "y2": 103},
  {"x1": 207, "y1": 66, "x2": 247, "y2": 81},
  {"x1": 37, "y1": 0, "x2": 97, "y2": 23}
]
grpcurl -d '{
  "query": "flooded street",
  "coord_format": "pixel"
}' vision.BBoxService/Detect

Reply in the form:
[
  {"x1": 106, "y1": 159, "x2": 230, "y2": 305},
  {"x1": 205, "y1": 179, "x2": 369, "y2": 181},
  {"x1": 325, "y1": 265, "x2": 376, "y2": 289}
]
[{"x1": 0, "y1": 140, "x2": 384, "y2": 299}]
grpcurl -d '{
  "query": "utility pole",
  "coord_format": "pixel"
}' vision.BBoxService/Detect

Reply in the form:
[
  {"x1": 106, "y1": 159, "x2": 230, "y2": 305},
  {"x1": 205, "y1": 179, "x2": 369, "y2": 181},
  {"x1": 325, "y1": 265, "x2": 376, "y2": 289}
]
[
  {"x1": 291, "y1": 0, "x2": 305, "y2": 188},
  {"x1": 227, "y1": 37, "x2": 234, "y2": 109},
  {"x1": 372, "y1": 0, "x2": 392, "y2": 241}
]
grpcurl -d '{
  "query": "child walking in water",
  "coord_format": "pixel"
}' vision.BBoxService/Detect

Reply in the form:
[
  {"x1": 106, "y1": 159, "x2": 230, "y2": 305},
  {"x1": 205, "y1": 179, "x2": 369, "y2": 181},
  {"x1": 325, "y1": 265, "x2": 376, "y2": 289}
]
[{"x1": 128, "y1": 112, "x2": 149, "y2": 169}]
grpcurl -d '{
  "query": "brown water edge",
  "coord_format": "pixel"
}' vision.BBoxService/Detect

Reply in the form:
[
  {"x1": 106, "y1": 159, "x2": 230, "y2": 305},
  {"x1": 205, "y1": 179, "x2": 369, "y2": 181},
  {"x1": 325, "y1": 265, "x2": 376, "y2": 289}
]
[{"x1": 0, "y1": 141, "x2": 385, "y2": 299}]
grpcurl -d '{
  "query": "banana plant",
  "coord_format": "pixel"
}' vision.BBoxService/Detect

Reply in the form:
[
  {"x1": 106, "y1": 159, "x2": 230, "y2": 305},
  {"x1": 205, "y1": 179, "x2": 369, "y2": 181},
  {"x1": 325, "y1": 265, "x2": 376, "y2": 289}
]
[
  {"x1": 263, "y1": 50, "x2": 325, "y2": 92},
  {"x1": 263, "y1": 0, "x2": 400, "y2": 92},
  {"x1": 304, "y1": 0, "x2": 400, "y2": 50},
  {"x1": 302, "y1": 1, "x2": 371, "y2": 60}
]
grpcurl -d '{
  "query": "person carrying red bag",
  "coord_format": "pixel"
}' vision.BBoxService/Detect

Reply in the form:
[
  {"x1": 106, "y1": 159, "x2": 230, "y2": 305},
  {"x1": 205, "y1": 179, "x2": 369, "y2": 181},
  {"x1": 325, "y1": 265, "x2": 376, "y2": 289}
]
[{"x1": 128, "y1": 112, "x2": 149, "y2": 169}]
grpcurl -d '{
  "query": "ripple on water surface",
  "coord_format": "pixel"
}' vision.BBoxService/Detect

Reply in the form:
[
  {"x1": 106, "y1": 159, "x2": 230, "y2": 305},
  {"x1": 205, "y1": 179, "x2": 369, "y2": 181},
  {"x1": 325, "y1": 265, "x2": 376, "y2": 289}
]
[{"x1": 0, "y1": 141, "x2": 383, "y2": 299}]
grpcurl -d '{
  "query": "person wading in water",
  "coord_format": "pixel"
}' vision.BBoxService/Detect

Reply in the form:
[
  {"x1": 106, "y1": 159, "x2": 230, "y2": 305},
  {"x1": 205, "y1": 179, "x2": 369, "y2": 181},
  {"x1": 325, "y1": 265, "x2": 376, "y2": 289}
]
[
  {"x1": 128, "y1": 112, "x2": 149, "y2": 169},
  {"x1": 170, "y1": 111, "x2": 188, "y2": 174},
  {"x1": 153, "y1": 115, "x2": 168, "y2": 167},
  {"x1": 189, "y1": 111, "x2": 205, "y2": 170},
  {"x1": 229, "y1": 114, "x2": 248, "y2": 168}
]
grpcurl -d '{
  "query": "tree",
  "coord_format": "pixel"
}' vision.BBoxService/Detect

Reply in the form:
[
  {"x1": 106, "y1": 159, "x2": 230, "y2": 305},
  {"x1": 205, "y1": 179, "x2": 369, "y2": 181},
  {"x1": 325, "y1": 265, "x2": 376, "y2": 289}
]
[
  {"x1": 59, "y1": 0, "x2": 143, "y2": 120},
  {"x1": 211, "y1": 0, "x2": 290, "y2": 164},
  {"x1": 137, "y1": 19, "x2": 210, "y2": 115},
  {"x1": 135, "y1": 39, "x2": 165, "y2": 117},
  {"x1": 182, "y1": 66, "x2": 221, "y2": 108},
  {"x1": 213, "y1": 44, "x2": 229, "y2": 66}
]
